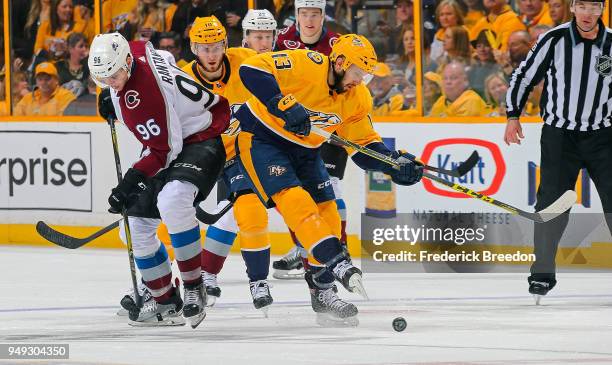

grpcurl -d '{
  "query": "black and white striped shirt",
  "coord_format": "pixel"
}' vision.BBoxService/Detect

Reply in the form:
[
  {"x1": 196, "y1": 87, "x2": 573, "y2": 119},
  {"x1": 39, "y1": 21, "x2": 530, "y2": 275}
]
[{"x1": 507, "y1": 19, "x2": 612, "y2": 131}]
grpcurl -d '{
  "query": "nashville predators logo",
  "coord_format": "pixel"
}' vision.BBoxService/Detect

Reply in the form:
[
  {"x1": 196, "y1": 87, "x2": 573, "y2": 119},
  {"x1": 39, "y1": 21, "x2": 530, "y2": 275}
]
[
  {"x1": 306, "y1": 109, "x2": 341, "y2": 128},
  {"x1": 223, "y1": 104, "x2": 242, "y2": 137},
  {"x1": 307, "y1": 51, "x2": 324, "y2": 64},
  {"x1": 268, "y1": 165, "x2": 287, "y2": 176},
  {"x1": 596, "y1": 55, "x2": 612, "y2": 76}
]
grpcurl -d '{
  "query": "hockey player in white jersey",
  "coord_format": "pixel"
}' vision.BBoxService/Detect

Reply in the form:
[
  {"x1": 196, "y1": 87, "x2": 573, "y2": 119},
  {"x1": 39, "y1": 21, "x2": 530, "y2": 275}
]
[{"x1": 89, "y1": 33, "x2": 229, "y2": 328}]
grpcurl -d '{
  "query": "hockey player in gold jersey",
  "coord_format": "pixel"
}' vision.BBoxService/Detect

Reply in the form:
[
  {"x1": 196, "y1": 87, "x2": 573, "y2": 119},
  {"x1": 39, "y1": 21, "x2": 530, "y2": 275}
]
[
  {"x1": 182, "y1": 13, "x2": 278, "y2": 313},
  {"x1": 235, "y1": 34, "x2": 423, "y2": 325}
]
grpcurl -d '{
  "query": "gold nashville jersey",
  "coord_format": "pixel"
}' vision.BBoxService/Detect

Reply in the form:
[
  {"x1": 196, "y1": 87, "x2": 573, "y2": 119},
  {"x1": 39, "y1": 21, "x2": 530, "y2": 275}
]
[
  {"x1": 238, "y1": 49, "x2": 382, "y2": 153},
  {"x1": 182, "y1": 47, "x2": 256, "y2": 160}
]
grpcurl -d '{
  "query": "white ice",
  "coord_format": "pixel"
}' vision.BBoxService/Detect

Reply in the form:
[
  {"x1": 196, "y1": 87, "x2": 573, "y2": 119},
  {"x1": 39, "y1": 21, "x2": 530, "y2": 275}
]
[{"x1": 1, "y1": 245, "x2": 612, "y2": 365}]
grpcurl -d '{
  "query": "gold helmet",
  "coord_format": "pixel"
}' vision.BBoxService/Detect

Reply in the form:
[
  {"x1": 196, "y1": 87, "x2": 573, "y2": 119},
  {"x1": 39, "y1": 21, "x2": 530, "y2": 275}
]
[
  {"x1": 329, "y1": 34, "x2": 378, "y2": 75},
  {"x1": 189, "y1": 16, "x2": 227, "y2": 45}
]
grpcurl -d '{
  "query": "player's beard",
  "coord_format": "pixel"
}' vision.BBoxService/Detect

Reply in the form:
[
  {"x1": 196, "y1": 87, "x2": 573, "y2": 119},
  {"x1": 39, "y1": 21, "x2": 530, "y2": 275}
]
[{"x1": 330, "y1": 69, "x2": 346, "y2": 94}]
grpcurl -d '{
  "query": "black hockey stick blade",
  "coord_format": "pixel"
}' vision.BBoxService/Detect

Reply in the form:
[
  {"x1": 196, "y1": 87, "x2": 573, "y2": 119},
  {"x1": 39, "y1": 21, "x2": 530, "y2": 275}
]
[
  {"x1": 196, "y1": 201, "x2": 234, "y2": 225},
  {"x1": 421, "y1": 151, "x2": 480, "y2": 178},
  {"x1": 36, "y1": 220, "x2": 120, "y2": 249}
]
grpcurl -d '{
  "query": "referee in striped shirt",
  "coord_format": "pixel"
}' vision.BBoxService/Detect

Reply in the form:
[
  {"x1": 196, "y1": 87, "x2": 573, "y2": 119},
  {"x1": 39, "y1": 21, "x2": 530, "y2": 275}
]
[{"x1": 505, "y1": 0, "x2": 612, "y2": 298}]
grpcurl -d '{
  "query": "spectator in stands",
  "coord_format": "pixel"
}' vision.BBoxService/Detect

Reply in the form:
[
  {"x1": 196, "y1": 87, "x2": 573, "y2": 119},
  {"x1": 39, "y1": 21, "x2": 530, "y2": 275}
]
[
  {"x1": 369, "y1": 63, "x2": 406, "y2": 116},
  {"x1": 387, "y1": 0, "x2": 414, "y2": 55},
  {"x1": 430, "y1": 61, "x2": 489, "y2": 117},
  {"x1": 102, "y1": 0, "x2": 137, "y2": 37},
  {"x1": 519, "y1": 0, "x2": 554, "y2": 30},
  {"x1": 468, "y1": 29, "x2": 500, "y2": 97},
  {"x1": 441, "y1": 25, "x2": 472, "y2": 66},
  {"x1": 424, "y1": 71, "x2": 443, "y2": 114},
  {"x1": 12, "y1": 71, "x2": 31, "y2": 105},
  {"x1": 464, "y1": 0, "x2": 485, "y2": 29},
  {"x1": 156, "y1": 32, "x2": 187, "y2": 67},
  {"x1": 129, "y1": 0, "x2": 176, "y2": 41},
  {"x1": 14, "y1": 62, "x2": 76, "y2": 116},
  {"x1": 430, "y1": 0, "x2": 466, "y2": 63},
  {"x1": 224, "y1": 3, "x2": 249, "y2": 47},
  {"x1": 469, "y1": 0, "x2": 526, "y2": 52},
  {"x1": 396, "y1": 26, "x2": 416, "y2": 87},
  {"x1": 171, "y1": 0, "x2": 230, "y2": 60},
  {"x1": 529, "y1": 24, "x2": 551, "y2": 43},
  {"x1": 0, "y1": 67, "x2": 7, "y2": 116},
  {"x1": 483, "y1": 72, "x2": 508, "y2": 116},
  {"x1": 63, "y1": 75, "x2": 96, "y2": 115},
  {"x1": 334, "y1": 0, "x2": 389, "y2": 57},
  {"x1": 54, "y1": 32, "x2": 89, "y2": 97},
  {"x1": 549, "y1": 0, "x2": 571, "y2": 26},
  {"x1": 495, "y1": 30, "x2": 532, "y2": 78},
  {"x1": 12, "y1": 0, "x2": 52, "y2": 63},
  {"x1": 34, "y1": 0, "x2": 93, "y2": 59}
]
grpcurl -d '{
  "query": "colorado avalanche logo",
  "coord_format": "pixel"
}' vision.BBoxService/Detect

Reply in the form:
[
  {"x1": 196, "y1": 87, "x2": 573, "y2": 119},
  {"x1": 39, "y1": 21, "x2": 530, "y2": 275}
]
[
  {"x1": 278, "y1": 27, "x2": 290, "y2": 35},
  {"x1": 329, "y1": 37, "x2": 338, "y2": 47},
  {"x1": 125, "y1": 90, "x2": 141, "y2": 109},
  {"x1": 306, "y1": 109, "x2": 341, "y2": 128},
  {"x1": 283, "y1": 40, "x2": 301, "y2": 49},
  {"x1": 112, "y1": 41, "x2": 119, "y2": 52}
]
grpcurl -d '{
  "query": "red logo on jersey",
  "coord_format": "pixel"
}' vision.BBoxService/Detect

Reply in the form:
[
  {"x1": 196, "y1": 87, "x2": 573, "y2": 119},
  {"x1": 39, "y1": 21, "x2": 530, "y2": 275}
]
[
  {"x1": 125, "y1": 90, "x2": 141, "y2": 109},
  {"x1": 283, "y1": 40, "x2": 301, "y2": 49}
]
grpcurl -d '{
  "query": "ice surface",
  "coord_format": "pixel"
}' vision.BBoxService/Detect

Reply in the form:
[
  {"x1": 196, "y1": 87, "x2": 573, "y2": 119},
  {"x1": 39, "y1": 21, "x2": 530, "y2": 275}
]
[{"x1": 1, "y1": 246, "x2": 611, "y2": 365}]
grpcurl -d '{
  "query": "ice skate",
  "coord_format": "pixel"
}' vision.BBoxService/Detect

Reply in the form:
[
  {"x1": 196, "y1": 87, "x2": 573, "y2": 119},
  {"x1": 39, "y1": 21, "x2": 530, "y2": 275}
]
[
  {"x1": 333, "y1": 259, "x2": 368, "y2": 300},
  {"x1": 528, "y1": 276, "x2": 556, "y2": 305},
  {"x1": 306, "y1": 272, "x2": 358, "y2": 327},
  {"x1": 117, "y1": 280, "x2": 152, "y2": 316},
  {"x1": 249, "y1": 280, "x2": 273, "y2": 317},
  {"x1": 183, "y1": 282, "x2": 207, "y2": 328},
  {"x1": 127, "y1": 288, "x2": 185, "y2": 327},
  {"x1": 202, "y1": 271, "x2": 221, "y2": 307},
  {"x1": 272, "y1": 246, "x2": 305, "y2": 279}
]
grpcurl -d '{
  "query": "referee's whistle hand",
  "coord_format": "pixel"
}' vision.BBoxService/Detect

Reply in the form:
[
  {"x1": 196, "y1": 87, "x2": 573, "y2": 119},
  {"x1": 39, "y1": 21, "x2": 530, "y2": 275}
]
[{"x1": 504, "y1": 118, "x2": 524, "y2": 145}]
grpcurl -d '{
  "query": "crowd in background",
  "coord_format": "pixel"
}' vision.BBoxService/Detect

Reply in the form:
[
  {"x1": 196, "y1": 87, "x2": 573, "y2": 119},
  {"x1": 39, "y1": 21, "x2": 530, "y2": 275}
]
[{"x1": 0, "y1": 0, "x2": 576, "y2": 118}]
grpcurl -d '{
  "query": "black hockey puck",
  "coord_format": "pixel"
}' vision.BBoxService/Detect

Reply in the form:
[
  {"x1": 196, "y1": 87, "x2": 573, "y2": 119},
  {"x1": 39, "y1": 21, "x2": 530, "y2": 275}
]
[{"x1": 392, "y1": 317, "x2": 407, "y2": 332}]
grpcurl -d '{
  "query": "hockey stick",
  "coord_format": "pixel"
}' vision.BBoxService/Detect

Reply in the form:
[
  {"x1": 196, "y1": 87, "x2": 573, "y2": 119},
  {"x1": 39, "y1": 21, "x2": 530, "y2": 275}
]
[
  {"x1": 108, "y1": 117, "x2": 143, "y2": 314},
  {"x1": 36, "y1": 199, "x2": 233, "y2": 250},
  {"x1": 195, "y1": 200, "x2": 234, "y2": 225},
  {"x1": 311, "y1": 126, "x2": 576, "y2": 223},
  {"x1": 314, "y1": 127, "x2": 479, "y2": 178},
  {"x1": 36, "y1": 220, "x2": 120, "y2": 249}
]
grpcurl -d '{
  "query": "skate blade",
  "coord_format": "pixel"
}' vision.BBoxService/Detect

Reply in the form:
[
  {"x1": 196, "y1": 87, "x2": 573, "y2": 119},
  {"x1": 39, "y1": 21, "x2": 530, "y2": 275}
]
[
  {"x1": 186, "y1": 311, "x2": 207, "y2": 329},
  {"x1": 533, "y1": 294, "x2": 542, "y2": 305},
  {"x1": 128, "y1": 316, "x2": 186, "y2": 327},
  {"x1": 116, "y1": 308, "x2": 128, "y2": 317},
  {"x1": 348, "y1": 274, "x2": 369, "y2": 300},
  {"x1": 260, "y1": 306, "x2": 269, "y2": 318},
  {"x1": 206, "y1": 296, "x2": 218, "y2": 307},
  {"x1": 315, "y1": 312, "x2": 359, "y2": 328},
  {"x1": 272, "y1": 269, "x2": 305, "y2": 280}
]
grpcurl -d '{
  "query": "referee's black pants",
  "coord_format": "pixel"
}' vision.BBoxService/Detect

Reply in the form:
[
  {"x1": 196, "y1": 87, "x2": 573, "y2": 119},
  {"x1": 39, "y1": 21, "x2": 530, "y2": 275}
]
[{"x1": 532, "y1": 124, "x2": 612, "y2": 280}]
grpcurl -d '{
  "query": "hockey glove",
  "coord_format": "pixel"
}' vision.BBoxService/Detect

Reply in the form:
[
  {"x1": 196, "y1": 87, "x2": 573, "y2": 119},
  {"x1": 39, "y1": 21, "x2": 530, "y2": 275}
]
[
  {"x1": 266, "y1": 93, "x2": 311, "y2": 136},
  {"x1": 98, "y1": 88, "x2": 117, "y2": 122},
  {"x1": 385, "y1": 151, "x2": 423, "y2": 186},
  {"x1": 108, "y1": 168, "x2": 148, "y2": 214}
]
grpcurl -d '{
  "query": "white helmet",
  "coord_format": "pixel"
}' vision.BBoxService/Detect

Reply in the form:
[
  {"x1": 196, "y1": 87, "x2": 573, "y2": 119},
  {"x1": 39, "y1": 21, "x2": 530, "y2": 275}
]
[
  {"x1": 242, "y1": 9, "x2": 278, "y2": 47},
  {"x1": 295, "y1": 0, "x2": 326, "y2": 28},
  {"x1": 88, "y1": 33, "x2": 132, "y2": 88}
]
